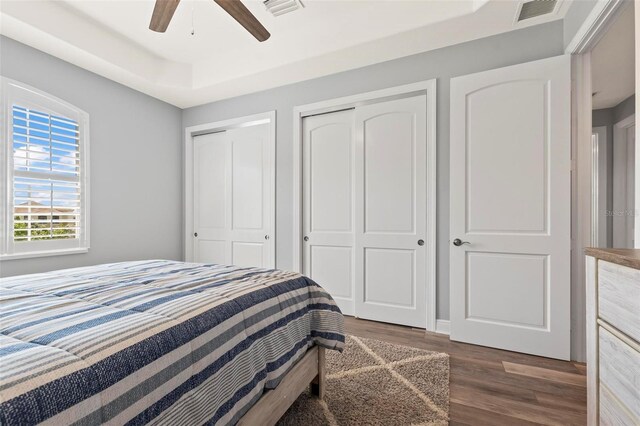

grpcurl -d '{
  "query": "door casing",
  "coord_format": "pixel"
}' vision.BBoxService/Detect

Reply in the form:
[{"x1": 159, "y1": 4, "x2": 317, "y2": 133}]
[
  {"x1": 613, "y1": 114, "x2": 636, "y2": 248},
  {"x1": 565, "y1": 0, "x2": 630, "y2": 362},
  {"x1": 591, "y1": 126, "x2": 608, "y2": 248}
]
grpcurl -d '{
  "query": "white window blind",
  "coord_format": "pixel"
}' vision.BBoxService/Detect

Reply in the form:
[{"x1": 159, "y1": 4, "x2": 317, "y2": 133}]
[
  {"x1": 1, "y1": 78, "x2": 90, "y2": 259},
  {"x1": 13, "y1": 106, "x2": 81, "y2": 241}
]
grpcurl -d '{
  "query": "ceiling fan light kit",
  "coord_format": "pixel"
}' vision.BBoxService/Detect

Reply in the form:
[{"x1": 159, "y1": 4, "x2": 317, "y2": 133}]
[{"x1": 149, "y1": 0, "x2": 271, "y2": 42}]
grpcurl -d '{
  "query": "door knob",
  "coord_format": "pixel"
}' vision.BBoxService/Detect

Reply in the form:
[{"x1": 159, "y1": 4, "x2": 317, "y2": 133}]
[
  {"x1": 303, "y1": 236, "x2": 309, "y2": 241},
  {"x1": 265, "y1": 235, "x2": 270, "y2": 240},
  {"x1": 194, "y1": 232, "x2": 198, "y2": 237},
  {"x1": 417, "y1": 239, "x2": 424, "y2": 246},
  {"x1": 452, "y1": 238, "x2": 469, "y2": 246}
]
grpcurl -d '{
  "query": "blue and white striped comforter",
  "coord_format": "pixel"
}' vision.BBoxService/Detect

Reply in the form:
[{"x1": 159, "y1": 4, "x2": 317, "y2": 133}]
[{"x1": 0, "y1": 260, "x2": 345, "y2": 425}]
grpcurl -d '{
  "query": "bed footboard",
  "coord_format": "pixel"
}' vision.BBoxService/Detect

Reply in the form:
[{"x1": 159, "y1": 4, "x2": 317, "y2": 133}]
[{"x1": 237, "y1": 346, "x2": 326, "y2": 426}]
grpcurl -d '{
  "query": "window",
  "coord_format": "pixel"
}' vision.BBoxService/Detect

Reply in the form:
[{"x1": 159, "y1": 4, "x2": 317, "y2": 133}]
[{"x1": 1, "y1": 78, "x2": 89, "y2": 259}]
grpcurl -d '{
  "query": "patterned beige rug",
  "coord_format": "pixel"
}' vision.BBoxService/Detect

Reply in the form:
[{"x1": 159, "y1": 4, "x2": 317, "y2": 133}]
[{"x1": 278, "y1": 335, "x2": 450, "y2": 425}]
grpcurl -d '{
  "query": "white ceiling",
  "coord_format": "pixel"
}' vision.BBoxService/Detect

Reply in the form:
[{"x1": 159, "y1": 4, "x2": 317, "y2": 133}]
[
  {"x1": 0, "y1": 0, "x2": 570, "y2": 108},
  {"x1": 591, "y1": 2, "x2": 635, "y2": 110}
]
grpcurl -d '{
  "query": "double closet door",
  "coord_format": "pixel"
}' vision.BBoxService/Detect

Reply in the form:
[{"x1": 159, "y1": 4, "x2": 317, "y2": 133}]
[
  {"x1": 302, "y1": 95, "x2": 428, "y2": 328},
  {"x1": 192, "y1": 122, "x2": 274, "y2": 268}
]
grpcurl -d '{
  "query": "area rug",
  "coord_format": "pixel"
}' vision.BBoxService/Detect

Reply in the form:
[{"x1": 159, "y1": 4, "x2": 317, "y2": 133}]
[{"x1": 277, "y1": 335, "x2": 450, "y2": 425}]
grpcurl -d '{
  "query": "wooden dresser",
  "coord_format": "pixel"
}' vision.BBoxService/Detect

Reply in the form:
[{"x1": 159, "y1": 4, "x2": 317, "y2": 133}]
[{"x1": 585, "y1": 248, "x2": 640, "y2": 426}]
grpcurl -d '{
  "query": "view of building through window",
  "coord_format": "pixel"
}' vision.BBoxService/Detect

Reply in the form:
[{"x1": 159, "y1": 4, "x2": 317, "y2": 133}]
[{"x1": 12, "y1": 105, "x2": 81, "y2": 241}]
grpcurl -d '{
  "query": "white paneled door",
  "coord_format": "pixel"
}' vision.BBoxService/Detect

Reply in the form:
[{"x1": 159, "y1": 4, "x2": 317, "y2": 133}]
[
  {"x1": 302, "y1": 110, "x2": 356, "y2": 315},
  {"x1": 192, "y1": 122, "x2": 274, "y2": 268},
  {"x1": 302, "y1": 95, "x2": 428, "y2": 327},
  {"x1": 194, "y1": 131, "x2": 227, "y2": 263},
  {"x1": 355, "y1": 96, "x2": 427, "y2": 328},
  {"x1": 450, "y1": 55, "x2": 571, "y2": 360}
]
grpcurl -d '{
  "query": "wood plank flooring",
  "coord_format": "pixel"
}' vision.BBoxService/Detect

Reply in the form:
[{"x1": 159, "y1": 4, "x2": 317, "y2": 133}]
[{"x1": 344, "y1": 317, "x2": 587, "y2": 426}]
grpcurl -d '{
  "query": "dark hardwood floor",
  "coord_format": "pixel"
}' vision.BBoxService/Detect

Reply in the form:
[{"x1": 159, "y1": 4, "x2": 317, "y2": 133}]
[{"x1": 344, "y1": 316, "x2": 587, "y2": 426}]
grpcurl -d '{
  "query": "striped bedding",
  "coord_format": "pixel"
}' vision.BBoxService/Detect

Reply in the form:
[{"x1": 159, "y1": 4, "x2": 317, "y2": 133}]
[{"x1": 0, "y1": 260, "x2": 344, "y2": 425}]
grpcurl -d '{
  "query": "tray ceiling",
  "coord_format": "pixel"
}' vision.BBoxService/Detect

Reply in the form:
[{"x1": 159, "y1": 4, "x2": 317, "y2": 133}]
[{"x1": 0, "y1": 0, "x2": 569, "y2": 107}]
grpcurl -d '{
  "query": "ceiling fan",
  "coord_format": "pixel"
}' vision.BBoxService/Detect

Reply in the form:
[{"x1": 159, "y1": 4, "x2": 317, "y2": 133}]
[{"x1": 149, "y1": 0, "x2": 270, "y2": 42}]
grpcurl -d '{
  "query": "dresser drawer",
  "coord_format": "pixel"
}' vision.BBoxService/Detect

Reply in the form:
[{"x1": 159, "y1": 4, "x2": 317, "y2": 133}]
[
  {"x1": 600, "y1": 384, "x2": 638, "y2": 426},
  {"x1": 599, "y1": 327, "x2": 640, "y2": 424},
  {"x1": 598, "y1": 261, "x2": 640, "y2": 343}
]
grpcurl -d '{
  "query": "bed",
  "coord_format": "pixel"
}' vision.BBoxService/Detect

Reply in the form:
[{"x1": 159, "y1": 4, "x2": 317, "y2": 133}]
[{"x1": 0, "y1": 260, "x2": 344, "y2": 425}]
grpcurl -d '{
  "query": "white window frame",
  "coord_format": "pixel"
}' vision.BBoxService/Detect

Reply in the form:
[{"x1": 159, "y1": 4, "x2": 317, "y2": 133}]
[{"x1": 0, "y1": 77, "x2": 90, "y2": 260}]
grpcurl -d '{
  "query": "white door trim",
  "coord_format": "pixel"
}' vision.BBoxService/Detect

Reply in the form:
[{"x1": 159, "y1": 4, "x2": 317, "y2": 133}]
[
  {"x1": 565, "y1": 0, "x2": 627, "y2": 55},
  {"x1": 292, "y1": 80, "x2": 437, "y2": 331},
  {"x1": 570, "y1": 53, "x2": 593, "y2": 362},
  {"x1": 591, "y1": 126, "x2": 608, "y2": 247},
  {"x1": 566, "y1": 0, "x2": 630, "y2": 362},
  {"x1": 613, "y1": 114, "x2": 636, "y2": 247},
  {"x1": 184, "y1": 111, "x2": 276, "y2": 264}
]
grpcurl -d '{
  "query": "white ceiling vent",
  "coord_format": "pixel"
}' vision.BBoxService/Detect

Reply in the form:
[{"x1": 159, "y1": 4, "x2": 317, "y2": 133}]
[
  {"x1": 517, "y1": 0, "x2": 557, "y2": 21},
  {"x1": 264, "y1": 0, "x2": 305, "y2": 17}
]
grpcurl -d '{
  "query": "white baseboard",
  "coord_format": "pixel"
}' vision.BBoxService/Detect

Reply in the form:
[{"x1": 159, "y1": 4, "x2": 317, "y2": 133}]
[{"x1": 435, "y1": 319, "x2": 450, "y2": 335}]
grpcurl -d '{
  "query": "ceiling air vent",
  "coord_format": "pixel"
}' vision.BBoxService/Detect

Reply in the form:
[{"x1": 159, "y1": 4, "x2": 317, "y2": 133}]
[
  {"x1": 517, "y1": 0, "x2": 557, "y2": 21},
  {"x1": 264, "y1": 0, "x2": 304, "y2": 17}
]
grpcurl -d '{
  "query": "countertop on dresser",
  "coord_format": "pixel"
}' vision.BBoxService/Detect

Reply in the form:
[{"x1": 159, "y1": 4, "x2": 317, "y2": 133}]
[{"x1": 585, "y1": 248, "x2": 640, "y2": 270}]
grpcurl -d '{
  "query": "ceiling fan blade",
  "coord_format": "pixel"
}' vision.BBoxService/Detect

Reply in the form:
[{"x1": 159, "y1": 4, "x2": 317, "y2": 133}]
[
  {"x1": 213, "y1": 0, "x2": 271, "y2": 42},
  {"x1": 149, "y1": 0, "x2": 181, "y2": 33}
]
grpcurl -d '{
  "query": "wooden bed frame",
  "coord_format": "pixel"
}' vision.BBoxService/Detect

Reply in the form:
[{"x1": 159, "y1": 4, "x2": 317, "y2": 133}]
[{"x1": 237, "y1": 346, "x2": 326, "y2": 425}]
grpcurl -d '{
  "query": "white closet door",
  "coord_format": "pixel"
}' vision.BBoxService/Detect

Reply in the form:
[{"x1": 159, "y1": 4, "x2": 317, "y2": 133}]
[
  {"x1": 228, "y1": 124, "x2": 274, "y2": 267},
  {"x1": 194, "y1": 131, "x2": 228, "y2": 264},
  {"x1": 354, "y1": 95, "x2": 428, "y2": 328},
  {"x1": 193, "y1": 123, "x2": 274, "y2": 268},
  {"x1": 302, "y1": 110, "x2": 356, "y2": 315},
  {"x1": 449, "y1": 55, "x2": 571, "y2": 360}
]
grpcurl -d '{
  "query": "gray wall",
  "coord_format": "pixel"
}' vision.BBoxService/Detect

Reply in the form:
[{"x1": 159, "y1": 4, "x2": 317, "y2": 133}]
[
  {"x1": 564, "y1": 0, "x2": 598, "y2": 49},
  {"x1": 0, "y1": 36, "x2": 183, "y2": 277},
  {"x1": 183, "y1": 21, "x2": 566, "y2": 320},
  {"x1": 593, "y1": 108, "x2": 615, "y2": 246},
  {"x1": 612, "y1": 94, "x2": 636, "y2": 123},
  {"x1": 593, "y1": 94, "x2": 636, "y2": 248}
]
